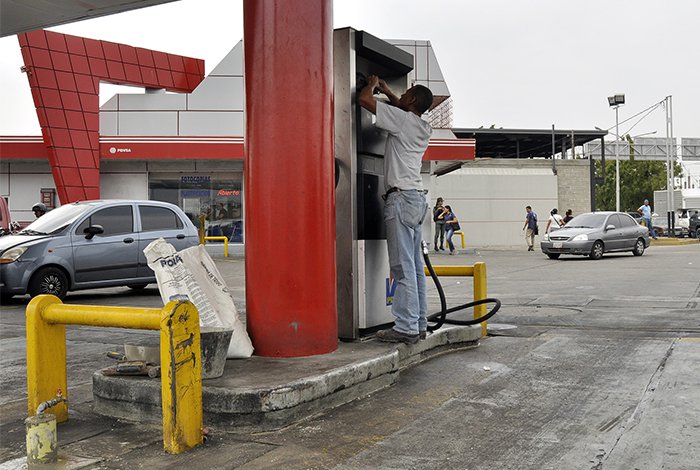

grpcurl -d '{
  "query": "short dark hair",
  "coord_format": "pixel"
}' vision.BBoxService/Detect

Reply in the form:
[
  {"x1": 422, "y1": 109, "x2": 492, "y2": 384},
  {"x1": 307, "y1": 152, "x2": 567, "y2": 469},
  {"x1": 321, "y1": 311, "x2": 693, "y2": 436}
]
[
  {"x1": 526, "y1": 205, "x2": 532, "y2": 210},
  {"x1": 413, "y1": 85, "x2": 433, "y2": 114}
]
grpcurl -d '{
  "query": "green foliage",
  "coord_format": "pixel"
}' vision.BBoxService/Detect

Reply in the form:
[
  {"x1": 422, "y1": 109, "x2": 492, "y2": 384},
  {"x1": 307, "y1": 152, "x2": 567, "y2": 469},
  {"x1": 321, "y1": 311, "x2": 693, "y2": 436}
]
[{"x1": 594, "y1": 158, "x2": 682, "y2": 212}]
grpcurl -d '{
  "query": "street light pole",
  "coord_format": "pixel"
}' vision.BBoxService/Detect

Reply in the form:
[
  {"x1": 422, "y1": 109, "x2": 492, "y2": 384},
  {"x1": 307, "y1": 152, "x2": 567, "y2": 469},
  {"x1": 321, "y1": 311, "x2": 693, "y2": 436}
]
[
  {"x1": 615, "y1": 105, "x2": 620, "y2": 212},
  {"x1": 608, "y1": 94, "x2": 625, "y2": 212}
]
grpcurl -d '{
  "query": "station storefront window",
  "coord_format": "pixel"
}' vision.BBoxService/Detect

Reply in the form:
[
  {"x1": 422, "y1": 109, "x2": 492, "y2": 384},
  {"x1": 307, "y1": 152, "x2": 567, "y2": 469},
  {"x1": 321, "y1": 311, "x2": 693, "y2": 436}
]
[{"x1": 149, "y1": 172, "x2": 243, "y2": 242}]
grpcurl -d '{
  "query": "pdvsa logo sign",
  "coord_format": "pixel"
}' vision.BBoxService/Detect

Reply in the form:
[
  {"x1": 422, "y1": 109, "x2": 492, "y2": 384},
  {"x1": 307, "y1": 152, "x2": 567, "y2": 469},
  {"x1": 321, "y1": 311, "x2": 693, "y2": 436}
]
[
  {"x1": 385, "y1": 276, "x2": 397, "y2": 306},
  {"x1": 109, "y1": 147, "x2": 132, "y2": 154}
]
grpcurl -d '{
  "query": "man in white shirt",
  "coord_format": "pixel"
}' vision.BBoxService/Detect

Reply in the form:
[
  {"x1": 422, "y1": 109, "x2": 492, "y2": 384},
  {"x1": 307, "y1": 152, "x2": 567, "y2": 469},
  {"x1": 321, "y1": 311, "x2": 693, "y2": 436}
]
[{"x1": 359, "y1": 75, "x2": 433, "y2": 344}]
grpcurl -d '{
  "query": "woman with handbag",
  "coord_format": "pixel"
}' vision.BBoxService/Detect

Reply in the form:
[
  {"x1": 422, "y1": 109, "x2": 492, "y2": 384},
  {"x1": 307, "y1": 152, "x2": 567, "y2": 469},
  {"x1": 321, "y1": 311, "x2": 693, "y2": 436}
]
[{"x1": 441, "y1": 205, "x2": 461, "y2": 255}]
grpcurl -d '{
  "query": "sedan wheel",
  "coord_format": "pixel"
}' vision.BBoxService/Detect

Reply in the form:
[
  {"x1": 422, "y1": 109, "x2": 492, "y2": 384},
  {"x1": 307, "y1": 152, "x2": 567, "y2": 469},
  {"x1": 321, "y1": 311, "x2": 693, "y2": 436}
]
[
  {"x1": 632, "y1": 238, "x2": 645, "y2": 256},
  {"x1": 29, "y1": 267, "x2": 69, "y2": 299},
  {"x1": 589, "y1": 241, "x2": 604, "y2": 260}
]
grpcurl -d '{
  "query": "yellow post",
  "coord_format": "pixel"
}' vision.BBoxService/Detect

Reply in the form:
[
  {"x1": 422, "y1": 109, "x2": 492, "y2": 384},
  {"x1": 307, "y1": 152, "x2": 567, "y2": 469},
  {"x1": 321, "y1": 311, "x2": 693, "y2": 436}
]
[
  {"x1": 26, "y1": 295, "x2": 68, "y2": 423},
  {"x1": 204, "y1": 236, "x2": 229, "y2": 257},
  {"x1": 198, "y1": 214, "x2": 206, "y2": 245},
  {"x1": 160, "y1": 300, "x2": 203, "y2": 454},
  {"x1": 473, "y1": 262, "x2": 488, "y2": 337}
]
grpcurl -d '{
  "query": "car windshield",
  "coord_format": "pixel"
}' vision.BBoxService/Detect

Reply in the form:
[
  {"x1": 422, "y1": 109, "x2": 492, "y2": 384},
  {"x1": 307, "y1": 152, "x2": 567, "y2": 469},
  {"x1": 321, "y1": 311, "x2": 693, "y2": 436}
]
[
  {"x1": 566, "y1": 213, "x2": 608, "y2": 229},
  {"x1": 19, "y1": 204, "x2": 93, "y2": 235}
]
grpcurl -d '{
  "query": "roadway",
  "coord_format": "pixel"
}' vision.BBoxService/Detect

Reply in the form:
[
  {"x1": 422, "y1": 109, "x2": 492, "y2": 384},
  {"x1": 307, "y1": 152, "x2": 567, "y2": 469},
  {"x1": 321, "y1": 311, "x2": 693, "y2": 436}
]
[{"x1": 1, "y1": 243, "x2": 699, "y2": 469}]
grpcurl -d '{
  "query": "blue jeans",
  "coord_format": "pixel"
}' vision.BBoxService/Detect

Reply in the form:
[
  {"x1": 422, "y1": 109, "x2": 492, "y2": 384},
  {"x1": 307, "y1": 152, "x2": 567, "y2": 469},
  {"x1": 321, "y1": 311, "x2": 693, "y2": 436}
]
[
  {"x1": 384, "y1": 190, "x2": 429, "y2": 335},
  {"x1": 643, "y1": 217, "x2": 656, "y2": 238},
  {"x1": 445, "y1": 225, "x2": 455, "y2": 251}
]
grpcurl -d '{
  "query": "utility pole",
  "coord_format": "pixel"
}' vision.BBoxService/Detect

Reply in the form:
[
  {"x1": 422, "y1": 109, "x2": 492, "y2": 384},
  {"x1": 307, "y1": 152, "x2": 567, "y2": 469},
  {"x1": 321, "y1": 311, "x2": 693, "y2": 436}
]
[{"x1": 665, "y1": 95, "x2": 675, "y2": 236}]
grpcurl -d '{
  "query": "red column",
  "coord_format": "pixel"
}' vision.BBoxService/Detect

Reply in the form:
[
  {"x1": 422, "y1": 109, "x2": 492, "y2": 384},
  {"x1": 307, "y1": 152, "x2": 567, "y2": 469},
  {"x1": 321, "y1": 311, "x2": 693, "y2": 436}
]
[{"x1": 243, "y1": 0, "x2": 337, "y2": 356}]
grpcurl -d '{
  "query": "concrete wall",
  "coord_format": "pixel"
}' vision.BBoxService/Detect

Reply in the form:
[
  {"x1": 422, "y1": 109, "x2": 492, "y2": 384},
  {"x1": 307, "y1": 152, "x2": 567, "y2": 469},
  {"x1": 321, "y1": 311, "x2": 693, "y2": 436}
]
[{"x1": 427, "y1": 159, "x2": 590, "y2": 248}]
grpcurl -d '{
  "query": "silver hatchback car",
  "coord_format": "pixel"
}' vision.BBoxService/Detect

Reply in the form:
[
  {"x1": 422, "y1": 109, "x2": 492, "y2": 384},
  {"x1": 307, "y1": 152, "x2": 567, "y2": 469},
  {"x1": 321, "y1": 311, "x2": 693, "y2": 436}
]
[
  {"x1": 540, "y1": 211, "x2": 650, "y2": 260},
  {"x1": 0, "y1": 200, "x2": 199, "y2": 300}
]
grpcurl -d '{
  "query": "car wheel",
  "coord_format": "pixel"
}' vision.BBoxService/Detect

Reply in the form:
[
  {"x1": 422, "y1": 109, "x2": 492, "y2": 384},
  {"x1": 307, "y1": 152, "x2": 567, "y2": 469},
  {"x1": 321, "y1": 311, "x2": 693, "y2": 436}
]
[
  {"x1": 632, "y1": 238, "x2": 645, "y2": 256},
  {"x1": 589, "y1": 241, "x2": 604, "y2": 260},
  {"x1": 29, "y1": 267, "x2": 69, "y2": 299},
  {"x1": 128, "y1": 284, "x2": 149, "y2": 290},
  {"x1": 547, "y1": 253, "x2": 560, "y2": 260}
]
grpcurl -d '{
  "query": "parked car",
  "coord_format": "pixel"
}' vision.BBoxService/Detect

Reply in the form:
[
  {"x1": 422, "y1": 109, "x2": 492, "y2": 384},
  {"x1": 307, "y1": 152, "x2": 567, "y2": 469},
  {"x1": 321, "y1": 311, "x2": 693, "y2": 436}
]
[
  {"x1": 676, "y1": 208, "x2": 700, "y2": 238},
  {"x1": 690, "y1": 211, "x2": 700, "y2": 239},
  {"x1": 0, "y1": 200, "x2": 199, "y2": 300},
  {"x1": 626, "y1": 211, "x2": 644, "y2": 225},
  {"x1": 540, "y1": 211, "x2": 650, "y2": 260},
  {"x1": 652, "y1": 214, "x2": 683, "y2": 238}
]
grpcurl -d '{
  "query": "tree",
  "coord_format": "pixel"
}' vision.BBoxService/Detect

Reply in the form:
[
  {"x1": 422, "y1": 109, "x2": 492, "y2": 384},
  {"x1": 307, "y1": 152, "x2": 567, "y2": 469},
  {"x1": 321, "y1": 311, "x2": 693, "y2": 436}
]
[{"x1": 594, "y1": 157, "x2": 682, "y2": 212}]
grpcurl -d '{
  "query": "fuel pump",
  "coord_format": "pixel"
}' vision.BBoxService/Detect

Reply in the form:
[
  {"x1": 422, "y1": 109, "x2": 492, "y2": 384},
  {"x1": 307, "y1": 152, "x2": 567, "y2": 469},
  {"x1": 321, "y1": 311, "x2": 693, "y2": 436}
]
[
  {"x1": 334, "y1": 28, "x2": 500, "y2": 340},
  {"x1": 334, "y1": 28, "x2": 414, "y2": 340}
]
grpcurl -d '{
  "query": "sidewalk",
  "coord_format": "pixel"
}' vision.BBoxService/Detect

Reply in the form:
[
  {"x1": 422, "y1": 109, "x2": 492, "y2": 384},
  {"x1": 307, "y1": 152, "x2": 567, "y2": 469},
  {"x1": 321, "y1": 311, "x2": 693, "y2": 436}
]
[{"x1": 95, "y1": 244, "x2": 484, "y2": 431}]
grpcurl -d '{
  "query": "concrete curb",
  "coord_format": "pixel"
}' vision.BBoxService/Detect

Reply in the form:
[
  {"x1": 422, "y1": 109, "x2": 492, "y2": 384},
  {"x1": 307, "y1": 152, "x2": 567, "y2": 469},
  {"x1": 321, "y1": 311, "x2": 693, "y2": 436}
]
[
  {"x1": 92, "y1": 325, "x2": 481, "y2": 432},
  {"x1": 650, "y1": 238, "x2": 699, "y2": 246}
]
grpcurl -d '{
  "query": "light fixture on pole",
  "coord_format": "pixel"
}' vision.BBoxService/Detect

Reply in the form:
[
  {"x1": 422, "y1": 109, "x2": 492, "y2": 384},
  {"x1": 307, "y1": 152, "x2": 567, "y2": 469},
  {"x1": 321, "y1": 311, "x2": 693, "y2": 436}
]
[{"x1": 608, "y1": 94, "x2": 625, "y2": 211}]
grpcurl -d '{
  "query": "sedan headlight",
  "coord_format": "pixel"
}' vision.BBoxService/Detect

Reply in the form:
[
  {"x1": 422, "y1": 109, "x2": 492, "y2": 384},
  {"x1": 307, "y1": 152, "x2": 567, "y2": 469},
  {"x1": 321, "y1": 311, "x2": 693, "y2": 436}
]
[
  {"x1": 572, "y1": 234, "x2": 588, "y2": 242},
  {"x1": 0, "y1": 246, "x2": 27, "y2": 263},
  {"x1": 543, "y1": 234, "x2": 549, "y2": 241}
]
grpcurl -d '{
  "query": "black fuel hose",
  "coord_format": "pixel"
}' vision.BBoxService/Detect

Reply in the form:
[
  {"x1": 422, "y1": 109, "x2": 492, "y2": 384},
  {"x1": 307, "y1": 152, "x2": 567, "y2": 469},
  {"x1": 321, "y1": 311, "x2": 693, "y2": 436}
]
[{"x1": 421, "y1": 241, "x2": 501, "y2": 332}]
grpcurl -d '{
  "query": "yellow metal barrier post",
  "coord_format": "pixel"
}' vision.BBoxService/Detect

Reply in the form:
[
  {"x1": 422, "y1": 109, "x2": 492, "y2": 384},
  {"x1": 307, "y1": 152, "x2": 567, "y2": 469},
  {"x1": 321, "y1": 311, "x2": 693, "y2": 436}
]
[
  {"x1": 26, "y1": 295, "x2": 68, "y2": 422},
  {"x1": 25, "y1": 296, "x2": 203, "y2": 454},
  {"x1": 423, "y1": 261, "x2": 489, "y2": 338},
  {"x1": 473, "y1": 262, "x2": 488, "y2": 337},
  {"x1": 160, "y1": 300, "x2": 203, "y2": 453},
  {"x1": 204, "y1": 236, "x2": 229, "y2": 257}
]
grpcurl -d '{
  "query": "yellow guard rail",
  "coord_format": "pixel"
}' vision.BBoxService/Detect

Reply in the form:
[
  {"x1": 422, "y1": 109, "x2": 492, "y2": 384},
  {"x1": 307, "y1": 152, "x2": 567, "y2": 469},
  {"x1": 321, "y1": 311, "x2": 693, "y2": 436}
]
[
  {"x1": 203, "y1": 235, "x2": 229, "y2": 257},
  {"x1": 424, "y1": 262, "x2": 488, "y2": 337},
  {"x1": 26, "y1": 295, "x2": 203, "y2": 454}
]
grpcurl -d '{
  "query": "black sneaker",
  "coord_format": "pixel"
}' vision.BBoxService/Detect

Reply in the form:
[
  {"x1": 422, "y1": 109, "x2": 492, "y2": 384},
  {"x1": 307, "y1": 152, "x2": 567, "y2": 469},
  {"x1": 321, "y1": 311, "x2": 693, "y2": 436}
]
[
  {"x1": 419, "y1": 331, "x2": 427, "y2": 340},
  {"x1": 376, "y1": 328, "x2": 419, "y2": 345}
]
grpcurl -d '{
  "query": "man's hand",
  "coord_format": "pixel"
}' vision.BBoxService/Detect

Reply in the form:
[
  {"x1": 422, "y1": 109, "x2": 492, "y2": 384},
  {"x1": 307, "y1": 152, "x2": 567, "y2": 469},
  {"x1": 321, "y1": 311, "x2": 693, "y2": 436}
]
[
  {"x1": 376, "y1": 78, "x2": 400, "y2": 106},
  {"x1": 367, "y1": 75, "x2": 380, "y2": 90},
  {"x1": 359, "y1": 75, "x2": 380, "y2": 114}
]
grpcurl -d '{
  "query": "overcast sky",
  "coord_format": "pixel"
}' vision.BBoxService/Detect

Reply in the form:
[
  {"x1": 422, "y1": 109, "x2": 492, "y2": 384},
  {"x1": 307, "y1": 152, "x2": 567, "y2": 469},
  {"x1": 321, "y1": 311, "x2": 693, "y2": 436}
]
[{"x1": 1, "y1": 0, "x2": 698, "y2": 140}]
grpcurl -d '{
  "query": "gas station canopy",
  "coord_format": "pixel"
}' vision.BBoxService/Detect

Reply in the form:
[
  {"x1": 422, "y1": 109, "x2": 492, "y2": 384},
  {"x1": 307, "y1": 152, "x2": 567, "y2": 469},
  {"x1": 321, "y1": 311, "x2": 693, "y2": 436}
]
[
  {"x1": 452, "y1": 127, "x2": 607, "y2": 159},
  {"x1": 0, "y1": 0, "x2": 178, "y2": 37}
]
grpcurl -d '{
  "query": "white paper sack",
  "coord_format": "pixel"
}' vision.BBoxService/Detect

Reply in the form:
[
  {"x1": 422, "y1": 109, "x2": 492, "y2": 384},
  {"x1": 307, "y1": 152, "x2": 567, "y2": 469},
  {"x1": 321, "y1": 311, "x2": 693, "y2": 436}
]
[{"x1": 144, "y1": 238, "x2": 254, "y2": 358}]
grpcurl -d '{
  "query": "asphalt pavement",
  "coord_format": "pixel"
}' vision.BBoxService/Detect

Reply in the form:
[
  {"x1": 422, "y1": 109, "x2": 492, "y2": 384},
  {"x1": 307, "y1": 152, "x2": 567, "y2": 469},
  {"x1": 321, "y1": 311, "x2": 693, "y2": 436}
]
[{"x1": 1, "y1": 242, "x2": 699, "y2": 469}]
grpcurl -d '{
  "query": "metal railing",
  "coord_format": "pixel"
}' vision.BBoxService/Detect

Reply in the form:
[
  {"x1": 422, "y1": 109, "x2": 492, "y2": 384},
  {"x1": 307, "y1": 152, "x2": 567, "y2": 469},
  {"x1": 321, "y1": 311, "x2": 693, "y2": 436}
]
[
  {"x1": 26, "y1": 296, "x2": 203, "y2": 454},
  {"x1": 424, "y1": 262, "x2": 488, "y2": 337},
  {"x1": 204, "y1": 235, "x2": 229, "y2": 257}
]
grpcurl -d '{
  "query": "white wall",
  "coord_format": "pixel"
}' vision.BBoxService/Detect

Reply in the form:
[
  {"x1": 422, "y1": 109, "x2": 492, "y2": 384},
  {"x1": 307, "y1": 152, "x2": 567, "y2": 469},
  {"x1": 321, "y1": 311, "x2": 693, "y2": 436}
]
[{"x1": 430, "y1": 164, "x2": 559, "y2": 248}]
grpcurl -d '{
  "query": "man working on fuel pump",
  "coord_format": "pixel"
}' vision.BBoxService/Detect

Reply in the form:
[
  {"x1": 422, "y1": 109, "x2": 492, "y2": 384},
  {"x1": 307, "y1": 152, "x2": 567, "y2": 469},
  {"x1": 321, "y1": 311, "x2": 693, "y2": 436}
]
[{"x1": 359, "y1": 75, "x2": 433, "y2": 344}]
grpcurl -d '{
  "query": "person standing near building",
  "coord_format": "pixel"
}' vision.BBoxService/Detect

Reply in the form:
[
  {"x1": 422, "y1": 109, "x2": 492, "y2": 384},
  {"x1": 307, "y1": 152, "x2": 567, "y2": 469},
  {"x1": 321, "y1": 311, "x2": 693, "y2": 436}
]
[
  {"x1": 545, "y1": 208, "x2": 564, "y2": 233},
  {"x1": 359, "y1": 75, "x2": 434, "y2": 345},
  {"x1": 433, "y1": 197, "x2": 446, "y2": 252},
  {"x1": 563, "y1": 209, "x2": 574, "y2": 224},
  {"x1": 522, "y1": 205, "x2": 538, "y2": 251},
  {"x1": 32, "y1": 203, "x2": 47, "y2": 218},
  {"x1": 442, "y1": 205, "x2": 460, "y2": 255},
  {"x1": 637, "y1": 199, "x2": 657, "y2": 239}
]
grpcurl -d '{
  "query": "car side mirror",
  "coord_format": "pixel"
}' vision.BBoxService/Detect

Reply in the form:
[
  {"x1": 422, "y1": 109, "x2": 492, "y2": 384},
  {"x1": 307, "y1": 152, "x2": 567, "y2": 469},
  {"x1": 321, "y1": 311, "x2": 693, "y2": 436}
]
[
  {"x1": 84, "y1": 224, "x2": 104, "y2": 240},
  {"x1": 605, "y1": 224, "x2": 616, "y2": 231}
]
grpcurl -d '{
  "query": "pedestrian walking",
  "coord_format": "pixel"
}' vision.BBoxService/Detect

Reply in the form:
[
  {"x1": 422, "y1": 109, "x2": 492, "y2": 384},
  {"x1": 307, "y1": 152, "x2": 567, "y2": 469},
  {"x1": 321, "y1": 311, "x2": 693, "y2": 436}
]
[
  {"x1": 522, "y1": 205, "x2": 538, "y2": 251},
  {"x1": 359, "y1": 74, "x2": 433, "y2": 344}
]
